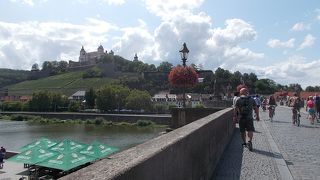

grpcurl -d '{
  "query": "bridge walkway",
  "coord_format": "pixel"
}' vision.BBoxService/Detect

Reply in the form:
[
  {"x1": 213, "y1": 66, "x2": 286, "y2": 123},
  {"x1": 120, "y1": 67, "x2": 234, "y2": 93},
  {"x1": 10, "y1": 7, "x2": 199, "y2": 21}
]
[{"x1": 212, "y1": 106, "x2": 320, "y2": 180}]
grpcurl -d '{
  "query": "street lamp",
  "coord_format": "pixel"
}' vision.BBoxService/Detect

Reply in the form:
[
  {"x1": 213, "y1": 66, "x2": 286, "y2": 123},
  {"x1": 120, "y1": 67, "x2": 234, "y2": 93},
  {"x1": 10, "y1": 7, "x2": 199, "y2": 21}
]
[
  {"x1": 179, "y1": 42, "x2": 189, "y2": 67},
  {"x1": 179, "y1": 43, "x2": 189, "y2": 107}
]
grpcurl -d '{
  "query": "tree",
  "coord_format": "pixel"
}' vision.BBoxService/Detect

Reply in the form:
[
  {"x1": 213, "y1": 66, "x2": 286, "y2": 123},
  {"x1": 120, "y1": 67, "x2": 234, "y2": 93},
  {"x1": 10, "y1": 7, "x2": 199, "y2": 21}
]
[
  {"x1": 305, "y1": 86, "x2": 320, "y2": 92},
  {"x1": 29, "y1": 91, "x2": 67, "y2": 112},
  {"x1": 58, "y1": 61, "x2": 69, "y2": 72},
  {"x1": 68, "y1": 101, "x2": 80, "y2": 112},
  {"x1": 31, "y1": 63, "x2": 40, "y2": 71},
  {"x1": 288, "y1": 83, "x2": 303, "y2": 93},
  {"x1": 157, "y1": 61, "x2": 173, "y2": 72},
  {"x1": 51, "y1": 93, "x2": 65, "y2": 112},
  {"x1": 125, "y1": 90, "x2": 152, "y2": 111},
  {"x1": 190, "y1": 63, "x2": 199, "y2": 71},
  {"x1": 96, "y1": 85, "x2": 130, "y2": 111},
  {"x1": 42, "y1": 61, "x2": 53, "y2": 72},
  {"x1": 254, "y1": 79, "x2": 277, "y2": 94},
  {"x1": 29, "y1": 91, "x2": 52, "y2": 111},
  {"x1": 213, "y1": 67, "x2": 232, "y2": 94},
  {"x1": 85, "y1": 88, "x2": 96, "y2": 109},
  {"x1": 82, "y1": 67, "x2": 102, "y2": 78}
]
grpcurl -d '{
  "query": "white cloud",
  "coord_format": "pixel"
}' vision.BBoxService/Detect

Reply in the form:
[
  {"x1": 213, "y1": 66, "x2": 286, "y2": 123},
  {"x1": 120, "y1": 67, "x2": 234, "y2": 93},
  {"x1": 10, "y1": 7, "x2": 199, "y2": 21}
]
[
  {"x1": 291, "y1": 22, "x2": 310, "y2": 31},
  {"x1": 0, "y1": 19, "x2": 118, "y2": 69},
  {"x1": 144, "y1": 0, "x2": 204, "y2": 19},
  {"x1": 100, "y1": 0, "x2": 125, "y2": 6},
  {"x1": 212, "y1": 19, "x2": 257, "y2": 46},
  {"x1": 236, "y1": 56, "x2": 320, "y2": 88},
  {"x1": 298, "y1": 34, "x2": 316, "y2": 50},
  {"x1": 112, "y1": 24, "x2": 154, "y2": 60},
  {"x1": 267, "y1": 38, "x2": 295, "y2": 48},
  {"x1": 10, "y1": 0, "x2": 47, "y2": 6}
]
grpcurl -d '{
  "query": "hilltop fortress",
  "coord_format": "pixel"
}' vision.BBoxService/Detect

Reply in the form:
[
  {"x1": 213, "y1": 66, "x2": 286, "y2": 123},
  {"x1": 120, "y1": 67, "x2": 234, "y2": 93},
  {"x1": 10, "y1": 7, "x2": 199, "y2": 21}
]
[
  {"x1": 69, "y1": 45, "x2": 115, "y2": 68},
  {"x1": 79, "y1": 45, "x2": 106, "y2": 64}
]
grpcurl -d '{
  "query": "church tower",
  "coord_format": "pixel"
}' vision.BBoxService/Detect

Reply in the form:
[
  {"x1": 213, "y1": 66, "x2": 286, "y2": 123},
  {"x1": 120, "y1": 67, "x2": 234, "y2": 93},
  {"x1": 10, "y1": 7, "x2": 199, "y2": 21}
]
[
  {"x1": 79, "y1": 46, "x2": 86, "y2": 62},
  {"x1": 133, "y1": 53, "x2": 139, "y2": 62}
]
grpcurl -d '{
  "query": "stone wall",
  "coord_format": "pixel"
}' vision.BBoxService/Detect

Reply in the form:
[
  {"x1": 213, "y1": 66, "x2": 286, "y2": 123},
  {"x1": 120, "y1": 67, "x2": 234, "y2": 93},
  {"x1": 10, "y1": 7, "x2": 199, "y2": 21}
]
[
  {"x1": 170, "y1": 107, "x2": 224, "y2": 128},
  {"x1": 60, "y1": 108, "x2": 234, "y2": 180}
]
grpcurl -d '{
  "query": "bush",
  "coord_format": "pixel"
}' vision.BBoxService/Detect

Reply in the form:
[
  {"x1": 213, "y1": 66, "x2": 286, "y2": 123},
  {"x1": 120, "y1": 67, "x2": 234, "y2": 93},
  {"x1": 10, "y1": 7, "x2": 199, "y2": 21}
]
[
  {"x1": 136, "y1": 120, "x2": 153, "y2": 127},
  {"x1": 153, "y1": 104, "x2": 167, "y2": 113},
  {"x1": 2, "y1": 101, "x2": 24, "y2": 111},
  {"x1": 10, "y1": 115, "x2": 25, "y2": 121},
  {"x1": 194, "y1": 104, "x2": 205, "y2": 108},
  {"x1": 82, "y1": 68, "x2": 102, "y2": 78},
  {"x1": 94, "y1": 118, "x2": 104, "y2": 125},
  {"x1": 68, "y1": 101, "x2": 80, "y2": 112}
]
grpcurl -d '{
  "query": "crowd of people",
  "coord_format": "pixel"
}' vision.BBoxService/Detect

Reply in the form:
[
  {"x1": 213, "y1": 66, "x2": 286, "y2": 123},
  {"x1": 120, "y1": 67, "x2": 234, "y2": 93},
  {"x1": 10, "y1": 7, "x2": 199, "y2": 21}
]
[{"x1": 232, "y1": 84, "x2": 320, "y2": 151}]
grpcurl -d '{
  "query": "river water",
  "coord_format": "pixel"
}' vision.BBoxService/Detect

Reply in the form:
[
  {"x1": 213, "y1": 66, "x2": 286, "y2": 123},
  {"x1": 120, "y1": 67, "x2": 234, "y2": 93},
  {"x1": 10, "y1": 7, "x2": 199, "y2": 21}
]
[{"x1": 0, "y1": 120, "x2": 166, "y2": 152}]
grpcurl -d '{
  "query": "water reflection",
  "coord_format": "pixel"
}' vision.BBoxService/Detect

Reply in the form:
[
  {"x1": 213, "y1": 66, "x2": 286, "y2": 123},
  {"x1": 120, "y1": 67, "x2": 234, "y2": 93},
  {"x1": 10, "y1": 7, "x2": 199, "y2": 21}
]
[{"x1": 0, "y1": 120, "x2": 166, "y2": 151}]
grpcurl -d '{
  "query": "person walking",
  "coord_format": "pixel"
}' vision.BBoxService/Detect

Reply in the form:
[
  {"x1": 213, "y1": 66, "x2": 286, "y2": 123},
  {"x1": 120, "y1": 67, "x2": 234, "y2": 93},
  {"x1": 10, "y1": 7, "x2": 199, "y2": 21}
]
[
  {"x1": 288, "y1": 93, "x2": 300, "y2": 125},
  {"x1": 234, "y1": 88, "x2": 260, "y2": 151},
  {"x1": 0, "y1": 147, "x2": 4, "y2": 169},
  {"x1": 306, "y1": 96, "x2": 316, "y2": 124},
  {"x1": 267, "y1": 95, "x2": 277, "y2": 120},
  {"x1": 232, "y1": 91, "x2": 240, "y2": 124},
  {"x1": 315, "y1": 96, "x2": 320, "y2": 120}
]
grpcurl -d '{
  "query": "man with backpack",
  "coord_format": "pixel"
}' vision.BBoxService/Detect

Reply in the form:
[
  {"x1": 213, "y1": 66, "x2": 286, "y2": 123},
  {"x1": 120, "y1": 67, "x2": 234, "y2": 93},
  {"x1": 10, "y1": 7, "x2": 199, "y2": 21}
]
[{"x1": 234, "y1": 88, "x2": 260, "y2": 151}]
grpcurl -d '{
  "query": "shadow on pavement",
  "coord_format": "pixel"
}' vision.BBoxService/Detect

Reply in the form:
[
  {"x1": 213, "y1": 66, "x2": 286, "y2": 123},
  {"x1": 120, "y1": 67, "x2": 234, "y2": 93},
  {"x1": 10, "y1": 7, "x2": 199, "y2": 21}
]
[
  {"x1": 211, "y1": 128, "x2": 243, "y2": 180},
  {"x1": 253, "y1": 149, "x2": 282, "y2": 159},
  {"x1": 298, "y1": 124, "x2": 320, "y2": 129},
  {"x1": 268, "y1": 120, "x2": 292, "y2": 124}
]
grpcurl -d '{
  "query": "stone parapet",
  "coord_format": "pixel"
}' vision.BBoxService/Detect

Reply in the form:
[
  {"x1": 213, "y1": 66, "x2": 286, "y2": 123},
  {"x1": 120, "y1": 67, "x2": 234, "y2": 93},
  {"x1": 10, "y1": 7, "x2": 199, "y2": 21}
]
[{"x1": 61, "y1": 108, "x2": 234, "y2": 180}]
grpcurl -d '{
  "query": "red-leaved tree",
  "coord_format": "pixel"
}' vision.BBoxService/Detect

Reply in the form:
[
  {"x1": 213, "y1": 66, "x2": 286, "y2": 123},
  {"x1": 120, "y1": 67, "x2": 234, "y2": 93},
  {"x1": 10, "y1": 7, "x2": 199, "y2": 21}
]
[{"x1": 168, "y1": 65, "x2": 199, "y2": 87}]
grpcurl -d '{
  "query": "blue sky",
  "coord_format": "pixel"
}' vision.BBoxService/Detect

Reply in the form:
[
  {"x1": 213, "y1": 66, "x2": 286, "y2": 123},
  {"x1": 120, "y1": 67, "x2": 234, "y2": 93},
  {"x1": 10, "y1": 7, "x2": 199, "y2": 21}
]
[{"x1": 0, "y1": 0, "x2": 320, "y2": 88}]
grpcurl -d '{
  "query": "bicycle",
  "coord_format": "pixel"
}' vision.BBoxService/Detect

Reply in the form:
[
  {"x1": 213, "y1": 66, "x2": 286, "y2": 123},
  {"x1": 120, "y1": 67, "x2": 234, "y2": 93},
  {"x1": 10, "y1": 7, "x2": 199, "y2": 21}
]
[
  {"x1": 295, "y1": 109, "x2": 301, "y2": 126},
  {"x1": 268, "y1": 105, "x2": 276, "y2": 122}
]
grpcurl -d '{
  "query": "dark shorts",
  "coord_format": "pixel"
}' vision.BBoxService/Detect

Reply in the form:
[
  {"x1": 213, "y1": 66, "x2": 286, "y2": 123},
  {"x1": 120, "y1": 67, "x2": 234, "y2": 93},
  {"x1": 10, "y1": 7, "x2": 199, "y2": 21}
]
[{"x1": 239, "y1": 118, "x2": 254, "y2": 133}]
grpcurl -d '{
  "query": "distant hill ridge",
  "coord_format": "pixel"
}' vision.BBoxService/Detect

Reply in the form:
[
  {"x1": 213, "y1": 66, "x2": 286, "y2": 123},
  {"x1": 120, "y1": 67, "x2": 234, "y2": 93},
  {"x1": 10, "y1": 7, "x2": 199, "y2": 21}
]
[{"x1": 0, "y1": 54, "x2": 160, "y2": 96}]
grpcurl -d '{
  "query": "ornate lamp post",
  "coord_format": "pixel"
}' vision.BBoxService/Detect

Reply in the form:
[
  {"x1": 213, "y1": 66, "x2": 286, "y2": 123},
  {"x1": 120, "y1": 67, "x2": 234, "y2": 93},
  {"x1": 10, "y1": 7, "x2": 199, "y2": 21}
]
[
  {"x1": 168, "y1": 43, "x2": 197, "y2": 108},
  {"x1": 180, "y1": 43, "x2": 189, "y2": 107},
  {"x1": 179, "y1": 42, "x2": 189, "y2": 67}
]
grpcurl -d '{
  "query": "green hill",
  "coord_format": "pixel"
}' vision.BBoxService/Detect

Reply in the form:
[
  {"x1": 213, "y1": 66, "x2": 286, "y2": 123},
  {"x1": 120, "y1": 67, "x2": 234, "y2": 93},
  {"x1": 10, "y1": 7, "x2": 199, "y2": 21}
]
[
  {"x1": 6, "y1": 70, "x2": 116, "y2": 96},
  {"x1": 0, "y1": 68, "x2": 31, "y2": 89}
]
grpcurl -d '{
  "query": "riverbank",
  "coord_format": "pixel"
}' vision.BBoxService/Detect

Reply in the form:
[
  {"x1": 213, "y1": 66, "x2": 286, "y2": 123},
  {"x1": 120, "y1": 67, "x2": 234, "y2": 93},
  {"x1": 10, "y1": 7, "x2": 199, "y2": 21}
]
[
  {"x1": 0, "y1": 114, "x2": 168, "y2": 128},
  {"x1": 0, "y1": 111, "x2": 171, "y2": 125}
]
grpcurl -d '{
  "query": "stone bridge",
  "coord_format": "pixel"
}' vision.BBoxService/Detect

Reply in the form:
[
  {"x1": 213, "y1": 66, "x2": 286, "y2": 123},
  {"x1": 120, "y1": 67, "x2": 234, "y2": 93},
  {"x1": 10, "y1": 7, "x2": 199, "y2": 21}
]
[{"x1": 61, "y1": 107, "x2": 320, "y2": 180}]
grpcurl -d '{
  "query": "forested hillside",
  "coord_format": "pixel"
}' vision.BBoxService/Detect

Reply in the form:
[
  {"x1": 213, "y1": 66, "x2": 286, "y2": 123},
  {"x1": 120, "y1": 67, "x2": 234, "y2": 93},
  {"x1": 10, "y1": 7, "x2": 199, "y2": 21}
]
[{"x1": 0, "y1": 69, "x2": 31, "y2": 88}]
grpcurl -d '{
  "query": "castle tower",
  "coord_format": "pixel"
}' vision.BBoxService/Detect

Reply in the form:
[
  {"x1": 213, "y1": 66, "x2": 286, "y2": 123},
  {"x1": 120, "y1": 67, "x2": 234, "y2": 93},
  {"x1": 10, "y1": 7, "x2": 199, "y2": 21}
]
[
  {"x1": 97, "y1": 44, "x2": 105, "y2": 59},
  {"x1": 133, "y1": 53, "x2": 139, "y2": 62},
  {"x1": 79, "y1": 46, "x2": 86, "y2": 62},
  {"x1": 98, "y1": 44, "x2": 104, "y2": 54}
]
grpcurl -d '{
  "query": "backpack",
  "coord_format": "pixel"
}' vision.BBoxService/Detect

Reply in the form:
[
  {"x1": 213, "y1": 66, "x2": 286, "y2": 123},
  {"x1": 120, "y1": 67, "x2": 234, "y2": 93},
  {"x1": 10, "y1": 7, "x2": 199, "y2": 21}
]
[
  {"x1": 238, "y1": 97, "x2": 251, "y2": 117},
  {"x1": 290, "y1": 97, "x2": 300, "y2": 108}
]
